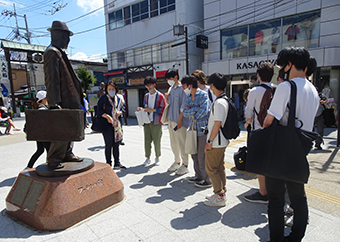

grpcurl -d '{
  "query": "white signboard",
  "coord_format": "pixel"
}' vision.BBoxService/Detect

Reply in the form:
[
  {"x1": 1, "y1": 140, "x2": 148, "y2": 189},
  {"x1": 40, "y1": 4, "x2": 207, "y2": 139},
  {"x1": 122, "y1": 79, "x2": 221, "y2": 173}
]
[{"x1": 0, "y1": 55, "x2": 9, "y2": 83}]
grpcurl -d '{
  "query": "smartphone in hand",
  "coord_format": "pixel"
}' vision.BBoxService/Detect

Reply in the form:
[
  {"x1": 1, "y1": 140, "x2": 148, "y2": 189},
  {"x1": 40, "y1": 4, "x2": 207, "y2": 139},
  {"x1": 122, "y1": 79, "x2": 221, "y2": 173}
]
[{"x1": 173, "y1": 125, "x2": 178, "y2": 131}]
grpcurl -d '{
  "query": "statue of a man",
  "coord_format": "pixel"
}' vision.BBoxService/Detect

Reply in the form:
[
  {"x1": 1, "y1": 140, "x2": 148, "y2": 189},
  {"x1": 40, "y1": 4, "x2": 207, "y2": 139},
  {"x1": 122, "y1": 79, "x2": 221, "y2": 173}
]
[{"x1": 44, "y1": 20, "x2": 83, "y2": 169}]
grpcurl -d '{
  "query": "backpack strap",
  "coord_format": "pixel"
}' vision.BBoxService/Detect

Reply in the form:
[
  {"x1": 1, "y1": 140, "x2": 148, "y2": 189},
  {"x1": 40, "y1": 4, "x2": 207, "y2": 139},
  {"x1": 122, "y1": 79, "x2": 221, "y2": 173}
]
[{"x1": 213, "y1": 94, "x2": 227, "y2": 145}]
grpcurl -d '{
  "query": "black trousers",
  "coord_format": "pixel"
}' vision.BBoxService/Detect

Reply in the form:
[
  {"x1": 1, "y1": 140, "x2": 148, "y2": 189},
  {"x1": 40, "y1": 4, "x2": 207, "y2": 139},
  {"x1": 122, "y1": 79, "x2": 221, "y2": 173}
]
[
  {"x1": 27, "y1": 141, "x2": 51, "y2": 168},
  {"x1": 266, "y1": 176, "x2": 308, "y2": 242},
  {"x1": 102, "y1": 124, "x2": 120, "y2": 166},
  {"x1": 314, "y1": 115, "x2": 324, "y2": 147}
]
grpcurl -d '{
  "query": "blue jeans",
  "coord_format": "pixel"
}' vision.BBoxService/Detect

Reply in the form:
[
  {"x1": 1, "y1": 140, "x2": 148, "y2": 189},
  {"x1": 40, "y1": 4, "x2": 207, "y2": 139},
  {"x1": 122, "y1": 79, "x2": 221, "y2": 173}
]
[{"x1": 266, "y1": 176, "x2": 308, "y2": 242}]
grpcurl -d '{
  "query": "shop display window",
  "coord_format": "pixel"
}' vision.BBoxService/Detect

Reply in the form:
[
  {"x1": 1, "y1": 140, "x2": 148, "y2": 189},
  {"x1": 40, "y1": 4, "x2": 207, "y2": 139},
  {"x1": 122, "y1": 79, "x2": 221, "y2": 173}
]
[
  {"x1": 221, "y1": 27, "x2": 248, "y2": 59},
  {"x1": 249, "y1": 19, "x2": 281, "y2": 56},
  {"x1": 282, "y1": 11, "x2": 320, "y2": 49}
]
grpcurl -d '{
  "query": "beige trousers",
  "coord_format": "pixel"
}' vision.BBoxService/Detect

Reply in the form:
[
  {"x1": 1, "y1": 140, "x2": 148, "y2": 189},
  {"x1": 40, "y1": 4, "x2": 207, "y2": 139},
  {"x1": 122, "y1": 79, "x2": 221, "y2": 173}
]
[
  {"x1": 168, "y1": 120, "x2": 188, "y2": 165},
  {"x1": 205, "y1": 147, "x2": 227, "y2": 195}
]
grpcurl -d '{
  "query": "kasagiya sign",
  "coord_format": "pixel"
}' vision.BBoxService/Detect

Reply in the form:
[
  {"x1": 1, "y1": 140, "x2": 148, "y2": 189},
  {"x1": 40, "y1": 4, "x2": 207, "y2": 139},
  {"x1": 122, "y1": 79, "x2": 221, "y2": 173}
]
[{"x1": 236, "y1": 59, "x2": 277, "y2": 70}]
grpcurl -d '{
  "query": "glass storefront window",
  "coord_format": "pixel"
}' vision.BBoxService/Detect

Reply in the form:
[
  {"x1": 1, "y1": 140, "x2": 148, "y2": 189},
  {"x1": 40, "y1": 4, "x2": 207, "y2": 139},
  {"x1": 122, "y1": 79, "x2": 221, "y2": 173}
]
[
  {"x1": 282, "y1": 11, "x2": 320, "y2": 49},
  {"x1": 249, "y1": 19, "x2": 281, "y2": 56},
  {"x1": 221, "y1": 26, "x2": 248, "y2": 59}
]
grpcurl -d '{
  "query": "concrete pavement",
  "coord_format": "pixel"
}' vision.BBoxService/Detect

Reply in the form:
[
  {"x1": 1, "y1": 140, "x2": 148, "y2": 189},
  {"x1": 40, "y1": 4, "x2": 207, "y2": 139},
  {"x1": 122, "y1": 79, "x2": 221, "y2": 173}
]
[{"x1": 0, "y1": 114, "x2": 339, "y2": 241}]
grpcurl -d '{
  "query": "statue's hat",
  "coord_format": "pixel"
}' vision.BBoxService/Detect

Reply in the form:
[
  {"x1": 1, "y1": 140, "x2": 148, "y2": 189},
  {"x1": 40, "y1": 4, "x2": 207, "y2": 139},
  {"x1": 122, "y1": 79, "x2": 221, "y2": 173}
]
[{"x1": 47, "y1": 21, "x2": 73, "y2": 36}]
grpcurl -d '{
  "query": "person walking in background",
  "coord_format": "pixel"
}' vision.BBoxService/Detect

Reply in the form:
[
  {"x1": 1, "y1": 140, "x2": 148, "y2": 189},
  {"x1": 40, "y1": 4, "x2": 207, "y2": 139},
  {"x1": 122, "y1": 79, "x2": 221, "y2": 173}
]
[
  {"x1": 204, "y1": 73, "x2": 229, "y2": 207},
  {"x1": 97, "y1": 81, "x2": 126, "y2": 170},
  {"x1": 26, "y1": 91, "x2": 50, "y2": 169},
  {"x1": 0, "y1": 107, "x2": 20, "y2": 134},
  {"x1": 138, "y1": 76, "x2": 166, "y2": 166},
  {"x1": 244, "y1": 62, "x2": 274, "y2": 204},
  {"x1": 81, "y1": 93, "x2": 90, "y2": 128},
  {"x1": 164, "y1": 69, "x2": 190, "y2": 175},
  {"x1": 191, "y1": 69, "x2": 216, "y2": 105},
  {"x1": 263, "y1": 47, "x2": 319, "y2": 242},
  {"x1": 182, "y1": 75, "x2": 211, "y2": 185}
]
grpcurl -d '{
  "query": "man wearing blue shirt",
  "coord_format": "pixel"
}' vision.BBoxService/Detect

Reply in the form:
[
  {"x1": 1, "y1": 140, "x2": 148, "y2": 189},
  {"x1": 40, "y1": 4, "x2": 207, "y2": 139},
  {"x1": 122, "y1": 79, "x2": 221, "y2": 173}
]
[
  {"x1": 182, "y1": 75, "x2": 211, "y2": 187},
  {"x1": 165, "y1": 69, "x2": 190, "y2": 175}
]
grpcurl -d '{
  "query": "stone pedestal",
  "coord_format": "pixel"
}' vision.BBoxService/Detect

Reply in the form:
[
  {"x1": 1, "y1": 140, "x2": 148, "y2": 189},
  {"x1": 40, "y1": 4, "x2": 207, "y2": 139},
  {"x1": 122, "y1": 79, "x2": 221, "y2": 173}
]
[{"x1": 5, "y1": 162, "x2": 124, "y2": 231}]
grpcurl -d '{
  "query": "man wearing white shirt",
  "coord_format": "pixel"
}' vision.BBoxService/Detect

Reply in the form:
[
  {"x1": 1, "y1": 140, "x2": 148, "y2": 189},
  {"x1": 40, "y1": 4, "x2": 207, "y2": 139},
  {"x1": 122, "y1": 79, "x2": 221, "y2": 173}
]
[
  {"x1": 244, "y1": 62, "x2": 274, "y2": 204},
  {"x1": 263, "y1": 46, "x2": 319, "y2": 242}
]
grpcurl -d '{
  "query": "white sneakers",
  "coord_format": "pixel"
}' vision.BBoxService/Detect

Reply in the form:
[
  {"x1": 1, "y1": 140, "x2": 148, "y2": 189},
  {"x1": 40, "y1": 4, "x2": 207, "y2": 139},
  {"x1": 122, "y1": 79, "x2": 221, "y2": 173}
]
[
  {"x1": 143, "y1": 158, "x2": 151, "y2": 166},
  {"x1": 204, "y1": 194, "x2": 226, "y2": 207},
  {"x1": 175, "y1": 165, "x2": 189, "y2": 175},
  {"x1": 143, "y1": 158, "x2": 160, "y2": 166},
  {"x1": 167, "y1": 162, "x2": 181, "y2": 172}
]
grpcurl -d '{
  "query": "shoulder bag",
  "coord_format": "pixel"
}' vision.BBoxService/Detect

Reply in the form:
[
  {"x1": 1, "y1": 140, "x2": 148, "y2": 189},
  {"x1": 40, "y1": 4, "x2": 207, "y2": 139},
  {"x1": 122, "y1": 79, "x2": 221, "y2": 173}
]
[
  {"x1": 185, "y1": 118, "x2": 198, "y2": 154},
  {"x1": 246, "y1": 81, "x2": 320, "y2": 184}
]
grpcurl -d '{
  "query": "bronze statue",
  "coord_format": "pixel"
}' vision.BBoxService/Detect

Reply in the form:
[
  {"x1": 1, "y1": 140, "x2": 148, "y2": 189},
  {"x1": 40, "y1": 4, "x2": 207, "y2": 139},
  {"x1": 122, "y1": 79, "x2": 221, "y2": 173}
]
[{"x1": 44, "y1": 20, "x2": 84, "y2": 169}]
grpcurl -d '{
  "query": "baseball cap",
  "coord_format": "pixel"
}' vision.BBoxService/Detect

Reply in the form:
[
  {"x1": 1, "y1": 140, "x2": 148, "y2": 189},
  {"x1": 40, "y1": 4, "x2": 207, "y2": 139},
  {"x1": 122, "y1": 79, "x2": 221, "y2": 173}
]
[{"x1": 36, "y1": 90, "x2": 47, "y2": 102}]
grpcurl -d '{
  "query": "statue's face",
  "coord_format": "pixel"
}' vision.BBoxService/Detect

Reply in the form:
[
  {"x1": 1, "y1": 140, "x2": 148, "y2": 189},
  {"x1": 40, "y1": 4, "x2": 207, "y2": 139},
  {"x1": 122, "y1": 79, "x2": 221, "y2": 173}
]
[{"x1": 60, "y1": 31, "x2": 70, "y2": 49}]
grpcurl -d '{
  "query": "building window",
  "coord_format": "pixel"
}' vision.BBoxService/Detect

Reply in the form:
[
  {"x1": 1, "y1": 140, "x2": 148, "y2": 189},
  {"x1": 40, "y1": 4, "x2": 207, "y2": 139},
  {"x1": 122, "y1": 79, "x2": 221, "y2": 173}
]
[
  {"x1": 160, "y1": 0, "x2": 175, "y2": 15},
  {"x1": 220, "y1": 10, "x2": 320, "y2": 60},
  {"x1": 221, "y1": 27, "x2": 248, "y2": 59},
  {"x1": 142, "y1": 46, "x2": 152, "y2": 65},
  {"x1": 126, "y1": 49, "x2": 134, "y2": 67},
  {"x1": 110, "y1": 52, "x2": 125, "y2": 69},
  {"x1": 132, "y1": 0, "x2": 149, "y2": 23},
  {"x1": 150, "y1": 0, "x2": 159, "y2": 18},
  {"x1": 134, "y1": 48, "x2": 143, "y2": 66},
  {"x1": 152, "y1": 44, "x2": 161, "y2": 63},
  {"x1": 249, "y1": 19, "x2": 281, "y2": 56},
  {"x1": 124, "y1": 6, "x2": 131, "y2": 25},
  {"x1": 108, "y1": 9, "x2": 123, "y2": 30},
  {"x1": 282, "y1": 11, "x2": 320, "y2": 49}
]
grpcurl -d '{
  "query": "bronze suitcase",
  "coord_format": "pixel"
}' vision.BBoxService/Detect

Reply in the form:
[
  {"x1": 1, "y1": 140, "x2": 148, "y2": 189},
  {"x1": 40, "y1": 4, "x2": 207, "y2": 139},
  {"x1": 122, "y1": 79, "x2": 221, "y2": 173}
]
[{"x1": 25, "y1": 109, "x2": 84, "y2": 142}]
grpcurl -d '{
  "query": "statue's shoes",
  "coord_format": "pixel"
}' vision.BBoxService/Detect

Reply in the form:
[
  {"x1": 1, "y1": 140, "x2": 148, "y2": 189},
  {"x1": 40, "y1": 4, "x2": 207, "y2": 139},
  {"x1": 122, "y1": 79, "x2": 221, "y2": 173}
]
[
  {"x1": 48, "y1": 163, "x2": 64, "y2": 169},
  {"x1": 63, "y1": 156, "x2": 84, "y2": 162}
]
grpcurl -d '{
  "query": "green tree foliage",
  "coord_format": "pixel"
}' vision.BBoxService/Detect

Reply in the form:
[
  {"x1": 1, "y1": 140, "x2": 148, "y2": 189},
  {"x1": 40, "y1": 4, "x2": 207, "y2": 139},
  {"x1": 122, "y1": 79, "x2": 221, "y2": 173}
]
[{"x1": 75, "y1": 66, "x2": 97, "y2": 94}]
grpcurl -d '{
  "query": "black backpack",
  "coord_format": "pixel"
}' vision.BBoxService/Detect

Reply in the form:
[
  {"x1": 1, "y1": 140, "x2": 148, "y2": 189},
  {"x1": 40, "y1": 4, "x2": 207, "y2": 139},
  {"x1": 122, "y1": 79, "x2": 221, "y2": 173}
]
[{"x1": 212, "y1": 94, "x2": 240, "y2": 141}]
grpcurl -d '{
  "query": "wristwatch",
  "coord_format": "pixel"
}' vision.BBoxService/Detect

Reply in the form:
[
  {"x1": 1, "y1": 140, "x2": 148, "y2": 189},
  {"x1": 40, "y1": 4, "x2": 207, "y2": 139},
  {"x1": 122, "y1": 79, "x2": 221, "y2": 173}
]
[{"x1": 207, "y1": 139, "x2": 212, "y2": 144}]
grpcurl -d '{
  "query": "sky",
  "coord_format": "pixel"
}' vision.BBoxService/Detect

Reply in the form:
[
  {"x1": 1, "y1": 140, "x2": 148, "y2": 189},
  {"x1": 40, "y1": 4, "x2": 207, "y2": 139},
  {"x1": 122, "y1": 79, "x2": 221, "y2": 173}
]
[{"x1": 0, "y1": 0, "x2": 106, "y2": 62}]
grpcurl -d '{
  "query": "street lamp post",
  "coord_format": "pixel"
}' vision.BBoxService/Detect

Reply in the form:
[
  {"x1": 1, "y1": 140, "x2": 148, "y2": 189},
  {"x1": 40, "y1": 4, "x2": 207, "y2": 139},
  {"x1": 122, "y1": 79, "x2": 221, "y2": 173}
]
[{"x1": 172, "y1": 24, "x2": 189, "y2": 75}]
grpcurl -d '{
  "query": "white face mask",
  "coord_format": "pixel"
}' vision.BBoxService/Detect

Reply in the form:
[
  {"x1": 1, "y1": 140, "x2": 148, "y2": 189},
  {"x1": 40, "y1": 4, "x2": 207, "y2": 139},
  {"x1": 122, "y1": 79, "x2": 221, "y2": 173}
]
[
  {"x1": 184, "y1": 87, "x2": 191, "y2": 95},
  {"x1": 108, "y1": 90, "x2": 116, "y2": 97},
  {"x1": 148, "y1": 87, "x2": 155, "y2": 93},
  {"x1": 167, "y1": 80, "x2": 175, "y2": 86}
]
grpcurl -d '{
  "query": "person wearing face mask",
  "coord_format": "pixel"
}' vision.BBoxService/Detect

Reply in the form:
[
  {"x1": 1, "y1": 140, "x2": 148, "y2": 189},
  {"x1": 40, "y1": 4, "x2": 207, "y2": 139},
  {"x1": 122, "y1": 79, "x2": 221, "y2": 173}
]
[
  {"x1": 164, "y1": 69, "x2": 190, "y2": 175},
  {"x1": 25, "y1": 90, "x2": 51, "y2": 169},
  {"x1": 263, "y1": 47, "x2": 319, "y2": 242},
  {"x1": 137, "y1": 76, "x2": 166, "y2": 166},
  {"x1": 203, "y1": 73, "x2": 229, "y2": 207},
  {"x1": 191, "y1": 69, "x2": 216, "y2": 106},
  {"x1": 97, "y1": 81, "x2": 126, "y2": 170},
  {"x1": 182, "y1": 75, "x2": 211, "y2": 186}
]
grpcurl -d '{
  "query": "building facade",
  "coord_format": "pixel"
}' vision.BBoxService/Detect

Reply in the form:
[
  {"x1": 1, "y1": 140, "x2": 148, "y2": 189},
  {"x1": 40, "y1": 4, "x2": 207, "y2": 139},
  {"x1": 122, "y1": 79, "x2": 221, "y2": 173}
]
[
  {"x1": 202, "y1": 0, "x2": 340, "y2": 114},
  {"x1": 104, "y1": 0, "x2": 204, "y2": 116}
]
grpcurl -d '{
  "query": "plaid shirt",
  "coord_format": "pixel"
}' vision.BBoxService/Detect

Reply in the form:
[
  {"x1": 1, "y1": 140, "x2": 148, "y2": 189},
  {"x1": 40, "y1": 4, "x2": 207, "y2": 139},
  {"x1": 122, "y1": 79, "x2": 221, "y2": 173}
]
[{"x1": 183, "y1": 89, "x2": 210, "y2": 136}]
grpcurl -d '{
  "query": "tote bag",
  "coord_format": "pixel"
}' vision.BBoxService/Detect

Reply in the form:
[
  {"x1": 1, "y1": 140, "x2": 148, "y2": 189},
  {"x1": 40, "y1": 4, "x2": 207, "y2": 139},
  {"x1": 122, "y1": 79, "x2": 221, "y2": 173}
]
[
  {"x1": 185, "y1": 118, "x2": 197, "y2": 154},
  {"x1": 91, "y1": 116, "x2": 107, "y2": 133},
  {"x1": 135, "y1": 109, "x2": 151, "y2": 127},
  {"x1": 160, "y1": 102, "x2": 169, "y2": 124},
  {"x1": 246, "y1": 81, "x2": 319, "y2": 184}
]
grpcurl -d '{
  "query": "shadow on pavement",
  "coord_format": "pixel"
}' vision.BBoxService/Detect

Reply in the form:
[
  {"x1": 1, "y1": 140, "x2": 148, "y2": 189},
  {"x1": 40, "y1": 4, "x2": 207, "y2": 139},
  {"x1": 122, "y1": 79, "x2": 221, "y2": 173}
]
[
  {"x1": 130, "y1": 171, "x2": 178, "y2": 189},
  {"x1": 0, "y1": 177, "x2": 16, "y2": 188},
  {"x1": 115, "y1": 164, "x2": 153, "y2": 178},
  {"x1": 87, "y1": 145, "x2": 105, "y2": 152}
]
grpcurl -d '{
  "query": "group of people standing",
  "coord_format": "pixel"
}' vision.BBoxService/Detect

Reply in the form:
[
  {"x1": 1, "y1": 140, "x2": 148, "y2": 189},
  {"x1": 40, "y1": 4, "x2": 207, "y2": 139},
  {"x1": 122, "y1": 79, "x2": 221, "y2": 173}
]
[{"x1": 137, "y1": 68, "x2": 230, "y2": 207}]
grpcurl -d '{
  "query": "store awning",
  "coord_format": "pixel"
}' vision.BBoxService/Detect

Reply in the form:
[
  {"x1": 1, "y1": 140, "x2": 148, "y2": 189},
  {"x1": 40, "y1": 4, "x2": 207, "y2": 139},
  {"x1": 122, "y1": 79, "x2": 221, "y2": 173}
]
[{"x1": 104, "y1": 70, "x2": 124, "y2": 76}]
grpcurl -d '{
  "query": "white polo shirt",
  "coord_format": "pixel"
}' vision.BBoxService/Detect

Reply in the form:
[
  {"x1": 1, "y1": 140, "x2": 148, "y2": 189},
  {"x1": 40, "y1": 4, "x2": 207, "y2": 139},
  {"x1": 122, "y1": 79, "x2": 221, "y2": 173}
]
[{"x1": 267, "y1": 78, "x2": 319, "y2": 132}]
